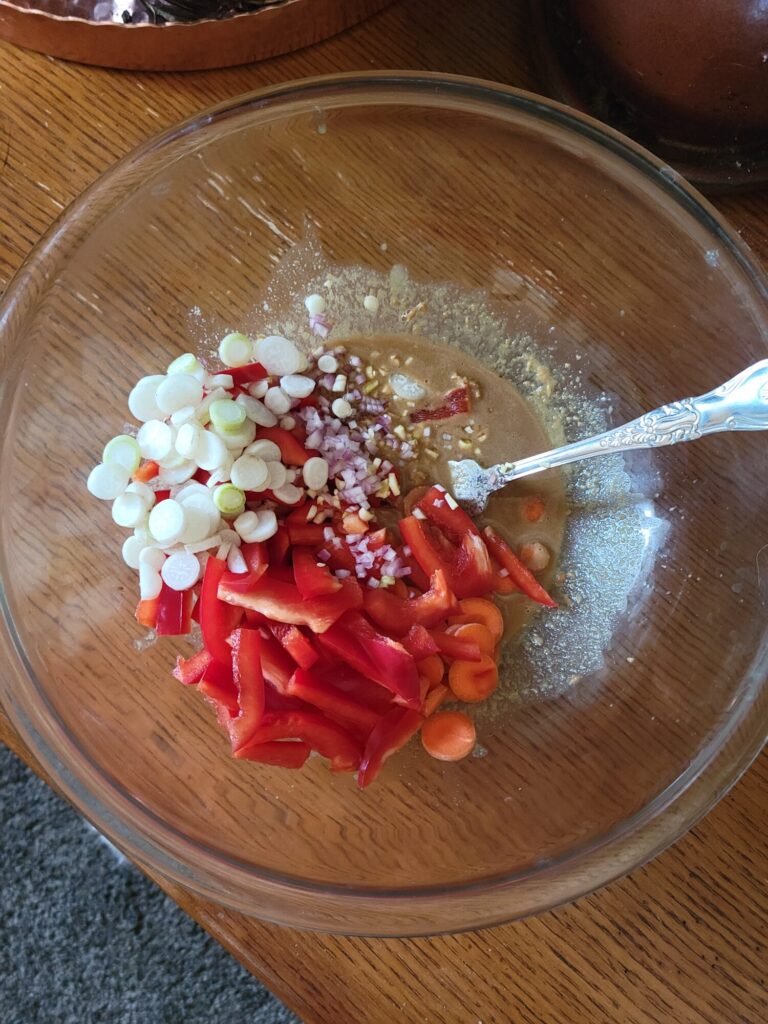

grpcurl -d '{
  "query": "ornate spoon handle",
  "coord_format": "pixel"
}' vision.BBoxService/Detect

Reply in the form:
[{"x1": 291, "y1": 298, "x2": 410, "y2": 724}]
[{"x1": 489, "y1": 360, "x2": 768, "y2": 487}]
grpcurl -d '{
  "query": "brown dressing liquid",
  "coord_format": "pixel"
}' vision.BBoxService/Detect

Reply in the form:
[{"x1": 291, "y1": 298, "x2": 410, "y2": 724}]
[{"x1": 341, "y1": 334, "x2": 569, "y2": 639}]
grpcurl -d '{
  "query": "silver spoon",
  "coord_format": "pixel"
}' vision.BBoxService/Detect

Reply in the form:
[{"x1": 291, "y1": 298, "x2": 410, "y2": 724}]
[{"x1": 449, "y1": 360, "x2": 768, "y2": 515}]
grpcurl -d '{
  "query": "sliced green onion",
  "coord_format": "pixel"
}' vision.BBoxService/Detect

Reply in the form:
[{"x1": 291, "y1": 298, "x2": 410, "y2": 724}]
[
  {"x1": 218, "y1": 332, "x2": 253, "y2": 368},
  {"x1": 209, "y1": 398, "x2": 246, "y2": 435},
  {"x1": 213, "y1": 483, "x2": 246, "y2": 517},
  {"x1": 167, "y1": 352, "x2": 203, "y2": 376},
  {"x1": 103, "y1": 434, "x2": 141, "y2": 473}
]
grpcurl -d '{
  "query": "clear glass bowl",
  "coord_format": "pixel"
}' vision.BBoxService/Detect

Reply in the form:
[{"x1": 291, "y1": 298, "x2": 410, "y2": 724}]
[{"x1": 0, "y1": 73, "x2": 766, "y2": 937}]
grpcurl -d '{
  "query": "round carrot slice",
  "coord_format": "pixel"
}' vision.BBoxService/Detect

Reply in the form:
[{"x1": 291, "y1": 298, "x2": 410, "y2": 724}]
[
  {"x1": 447, "y1": 597, "x2": 504, "y2": 642},
  {"x1": 417, "y1": 653, "x2": 445, "y2": 688},
  {"x1": 448, "y1": 655, "x2": 499, "y2": 702},
  {"x1": 447, "y1": 622, "x2": 495, "y2": 656},
  {"x1": 421, "y1": 711, "x2": 477, "y2": 761}
]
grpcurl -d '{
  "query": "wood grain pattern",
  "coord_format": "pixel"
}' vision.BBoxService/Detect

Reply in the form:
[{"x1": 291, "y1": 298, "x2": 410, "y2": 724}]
[{"x1": 1, "y1": 0, "x2": 767, "y2": 1021}]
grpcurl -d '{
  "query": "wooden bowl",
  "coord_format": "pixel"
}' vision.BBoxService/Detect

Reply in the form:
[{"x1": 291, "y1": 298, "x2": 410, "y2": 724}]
[{"x1": 0, "y1": 0, "x2": 391, "y2": 70}]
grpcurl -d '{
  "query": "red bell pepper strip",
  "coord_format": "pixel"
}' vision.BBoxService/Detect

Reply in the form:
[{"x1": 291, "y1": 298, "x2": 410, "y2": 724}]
[
  {"x1": 268, "y1": 622, "x2": 319, "y2": 669},
  {"x1": 256, "y1": 426, "x2": 315, "y2": 466},
  {"x1": 293, "y1": 547, "x2": 341, "y2": 599},
  {"x1": 318, "y1": 612, "x2": 421, "y2": 708},
  {"x1": 310, "y1": 659, "x2": 396, "y2": 715},
  {"x1": 258, "y1": 630, "x2": 296, "y2": 692},
  {"x1": 200, "y1": 557, "x2": 243, "y2": 663},
  {"x1": 483, "y1": 526, "x2": 557, "y2": 607},
  {"x1": 324, "y1": 537, "x2": 357, "y2": 574},
  {"x1": 227, "y1": 628, "x2": 266, "y2": 752},
  {"x1": 415, "y1": 485, "x2": 480, "y2": 539},
  {"x1": 401, "y1": 623, "x2": 440, "y2": 660},
  {"x1": 155, "y1": 584, "x2": 194, "y2": 636},
  {"x1": 363, "y1": 569, "x2": 457, "y2": 635},
  {"x1": 135, "y1": 597, "x2": 159, "y2": 629},
  {"x1": 400, "y1": 517, "x2": 494, "y2": 599},
  {"x1": 287, "y1": 522, "x2": 328, "y2": 546},
  {"x1": 172, "y1": 647, "x2": 214, "y2": 686},
  {"x1": 235, "y1": 711, "x2": 362, "y2": 772},
  {"x1": 226, "y1": 361, "x2": 268, "y2": 385},
  {"x1": 430, "y1": 630, "x2": 482, "y2": 662},
  {"x1": 197, "y1": 658, "x2": 239, "y2": 713},
  {"x1": 218, "y1": 573, "x2": 362, "y2": 633},
  {"x1": 287, "y1": 669, "x2": 381, "y2": 735},
  {"x1": 241, "y1": 542, "x2": 269, "y2": 579},
  {"x1": 357, "y1": 707, "x2": 423, "y2": 788},
  {"x1": 235, "y1": 740, "x2": 311, "y2": 768},
  {"x1": 409, "y1": 383, "x2": 471, "y2": 424},
  {"x1": 268, "y1": 526, "x2": 291, "y2": 566}
]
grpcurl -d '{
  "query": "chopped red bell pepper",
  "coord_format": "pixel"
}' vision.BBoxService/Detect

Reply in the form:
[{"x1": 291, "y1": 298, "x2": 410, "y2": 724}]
[
  {"x1": 268, "y1": 622, "x2": 319, "y2": 669},
  {"x1": 310, "y1": 659, "x2": 395, "y2": 715},
  {"x1": 155, "y1": 584, "x2": 195, "y2": 636},
  {"x1": 135, "y1": 597, "x2": 159, "y2": 629},
  {"x1": 357, "y1": 707, "x2": 423, "y2": 788},
  {"x1": 198, "y1": 658, "x2": 238, "y2": 712},
  {"x1": 318, "y1": 612, "x2": 421, "y2": 708},
  {"x1": 430, "y1": 630, "x2": 482, "y2": 662},
  {"x1": 154, "y1": 489, "x2": 171, "y2": 503},
  {"x1": 200, "y1": 557, "x2": 243, "y2": 663},
  {"x1": 173, "y1": 647, "x2": 214, "y2": 686},
  {"x1": 324, "y1": 536, "x2": 357, "y2": 574},
  {"x1": 256, "y1": 426, "x2": 315, "y2": 466},
  {"x1": 293, "y1": 547, "x2": 341, "y2": 599},
  {"x1": 227, "y1": 627, "x2": 266, "y2": 752},
  {"x1": 241, "y1": 542, "x2": 269, "y2": 579},
  {"x1": 363, "y1": 569, "x2": 457, "y2": 635},
  {"x1": 415, "y1": 485, "x2": 480, "y2": 539},
  {"x1": 268, "y1": 526, "x2": 291, "y2": 566},
  {"x1": 401, "y1": 623, "x2": 440, "y2": 660},
  {"x1": 287, "y1": 522, "x2": 328, "y2": 546},
  {"x1": 483, "y1": 526, "x2": 557, "y2": 607},
  {"x1": 226, "y1": 361, "x2": 268, "y2": 385},
  {"x1": 218, "y1": 573, "x2": 362, "y2": 633},
  {"x1": 193, "y1": 468, "x2": 211, "y2": 485},
  {"x1": 399, "y1": 517, "x2": 494, "y2": 599},
  {"x1": 258, "y1": 630, "x2": 296, "y2": 692},
  {"x1": 269, "y1": 564, "x2": 297, "y2": 584},
  {"x1": 409, "y1": 383, "x2": 471, "y2": 424},
  {"x1": 235, "y1": 711, "x2": 362, "y2": 772},
  {"x1": 235, "y1": 740, "x2": 311, "y2": 768},
  {"x1": 287, "y1": 669, "x2": 381, "y2": 735}
]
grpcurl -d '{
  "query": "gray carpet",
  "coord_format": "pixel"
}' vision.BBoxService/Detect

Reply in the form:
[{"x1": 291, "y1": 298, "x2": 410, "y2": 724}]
[{"x1": 0, "y1": 745, "x2": 300, "y2": 1024}]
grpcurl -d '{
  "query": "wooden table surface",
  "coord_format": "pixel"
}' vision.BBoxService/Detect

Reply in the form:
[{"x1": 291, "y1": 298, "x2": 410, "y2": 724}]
[{"x1": 1, "y1": 1, "x2": 767, "y2": 1021}]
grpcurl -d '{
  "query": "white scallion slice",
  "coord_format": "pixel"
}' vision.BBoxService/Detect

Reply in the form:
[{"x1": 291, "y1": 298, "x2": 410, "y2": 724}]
[{"x1": 103, "y1": 434, "x2": 141, "y2": 474}]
